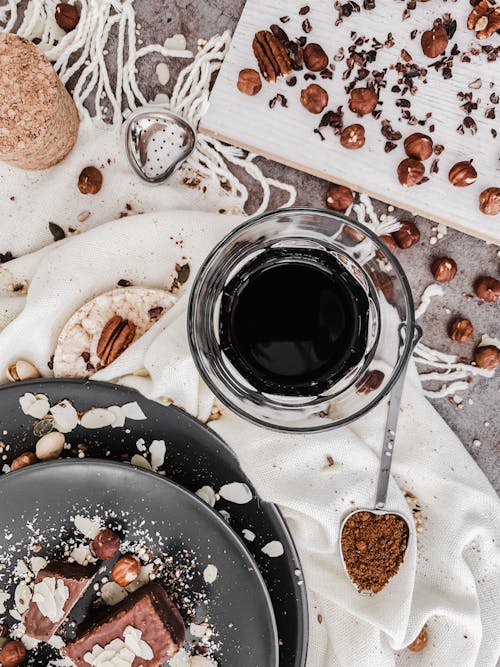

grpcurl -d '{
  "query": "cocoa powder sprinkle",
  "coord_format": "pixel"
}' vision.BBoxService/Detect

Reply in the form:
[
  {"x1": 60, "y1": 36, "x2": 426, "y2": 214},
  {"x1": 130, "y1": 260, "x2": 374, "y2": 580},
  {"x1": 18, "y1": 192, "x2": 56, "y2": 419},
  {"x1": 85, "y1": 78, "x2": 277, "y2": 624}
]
[{"x1": 341, "y1": 511, "x2": 409, "y2": 593}]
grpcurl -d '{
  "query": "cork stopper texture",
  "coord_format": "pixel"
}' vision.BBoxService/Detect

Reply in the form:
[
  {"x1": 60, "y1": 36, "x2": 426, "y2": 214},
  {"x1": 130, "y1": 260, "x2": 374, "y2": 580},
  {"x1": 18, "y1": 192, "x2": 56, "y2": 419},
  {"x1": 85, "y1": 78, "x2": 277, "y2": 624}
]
[{"x1": 0, "y1": 33, "x2": 79, "y2": 170}]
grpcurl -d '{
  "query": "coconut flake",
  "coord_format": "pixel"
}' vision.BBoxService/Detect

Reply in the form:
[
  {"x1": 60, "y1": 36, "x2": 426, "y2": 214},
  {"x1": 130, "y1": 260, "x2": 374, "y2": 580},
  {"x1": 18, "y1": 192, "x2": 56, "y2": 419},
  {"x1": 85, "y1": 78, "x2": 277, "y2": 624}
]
[
  {"x1": 30, "y1": 557, "x2": 48, "y2": 576},
  {"x1": 19, "y1": 393, "x2": 50, "y2": 419},
  {"x1": 479, "y1": 334, "x2": 500, "y2": 349},
  {"x1": 169, "y1": 650, "x2": 191, "y2": 667},
  {"x1": 218, "y1": 482, "x2": 252, "y2": 505},
  {"x1": 164, "y1": 33, "x2": 187, "y2": 51},
  {"x1": 156, "y1": 62, "x2": 170, "y2": 85},
  {"x1": 14, "y1": 581, "x2": 32, "y2": 614},
  {"x1": 203, "y1": 564, "x2": 218, "y2": 584},
  {"x1": 261, "y1": 541, "x2": 284, "y2": 558},
  {"x1": 242, "y1": 529, "x2": 256, "y2": 542},
  {"x1": 80, "y1": 408, "x2": 116, "y2": 429},
  {"x1": 121, "y1": 402, "x2": 146, "y2": 421},
  {"x1": 73, "y1": 515, "x2": 102, "y2": 539},
  {"x1": 125, "y1": 563, "x2": 154, "y2": 593},
  {"x1": 70, "y1": 544, "x2": 93, "y2": 566},
  {"x1": 32, "y1": 577, "x2": 69, "y2": 622},
  {"x1": 108, "y1": 405, "x2": 126, "y2": 428},
  {"x1": 150, "y1": 439, "x2": 166, "y2": 471},
  {"x1": 196, "y1": 486, "x2": 216, "y2": 507},
  {"x1": 50, "y1": 400, "x2": 79, "y2": 433}
]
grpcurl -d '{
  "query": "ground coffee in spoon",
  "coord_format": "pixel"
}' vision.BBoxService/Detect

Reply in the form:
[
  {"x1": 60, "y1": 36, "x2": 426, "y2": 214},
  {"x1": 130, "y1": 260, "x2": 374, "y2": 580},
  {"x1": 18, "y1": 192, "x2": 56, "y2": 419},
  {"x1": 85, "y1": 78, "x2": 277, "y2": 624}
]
[{"x1": 341, "y1": 511, "x2": 409, "y2": 593}]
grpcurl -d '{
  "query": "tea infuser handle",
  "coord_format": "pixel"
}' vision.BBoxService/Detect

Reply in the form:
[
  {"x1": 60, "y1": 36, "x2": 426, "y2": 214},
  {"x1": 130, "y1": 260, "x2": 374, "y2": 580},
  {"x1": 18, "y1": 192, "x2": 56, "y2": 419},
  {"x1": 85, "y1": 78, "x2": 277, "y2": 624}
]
[{"x1": 374, "y1": 324, "x2": 422, "y2": 510}]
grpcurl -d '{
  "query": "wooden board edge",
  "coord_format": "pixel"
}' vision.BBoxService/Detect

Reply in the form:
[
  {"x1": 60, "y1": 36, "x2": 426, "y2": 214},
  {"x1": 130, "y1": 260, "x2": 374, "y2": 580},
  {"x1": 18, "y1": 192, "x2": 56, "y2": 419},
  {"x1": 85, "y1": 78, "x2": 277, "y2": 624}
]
[{"x1": 199, "y1": 124, "x2": 500, "y2": 247}]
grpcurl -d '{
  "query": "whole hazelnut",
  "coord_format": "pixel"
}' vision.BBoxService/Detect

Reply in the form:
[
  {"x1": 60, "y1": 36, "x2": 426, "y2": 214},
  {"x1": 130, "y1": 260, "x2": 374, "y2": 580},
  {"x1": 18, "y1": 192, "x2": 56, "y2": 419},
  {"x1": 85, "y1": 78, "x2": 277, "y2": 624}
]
[
  {"x1": 407, "y1": 627, "x2": 428, "y2": 653},
  {"x1": 356, "y1": 369, "x2": 385, "y2": 394},
  {"x1": 448, "y1": 160, "x2": 477, "y2": 187},
  {"x1": 348, "y1": 87, "x2": 378, "y2": 115},
  {"x1": 397, "y1": 158, "x2": 425, "y2": 187},
  {"x1": 474, "y1": 276, "x2": 500, "y2": 303},
  {"x1": 479, "y1": 187, "x2": 500, "y2": 215},
  {"x1": 392, "y1": 222, "x2": 420, "y2": 249},
  {"x1": 404, "y1": 133, "x2": 433, "y2": 161},
  {"x1": 474, "y1": 345, "x2": 500, "y2": 371},
  {"x1": 421, "y1": 24, "x2": 448, "y2": 58},
  {"x1": 326, "y1": 185, "x2": 353, "y2": 212},
  {"x1": 36, "y1": 431, "x2": 65, "y2": 461},
  {"x1": 379, "y1": 234, "x2": 398, "y2": 252},
  {"x1": 431, "y1": 257, "x2": 457, "y2": 282},
  {"x1": 112, "y1": 555, "x2": 141, "y2": 587},
  {"x1": 55, "y1": 3, "x2": 79, "y2": 32},
  {"x1": 340, "y1": 124, "x2": 365, "y2": 149},
  {"x1": 78, "y1": 167, "x2": 103, "y2": 195},
  {"x1": 237, "y1": 69, "x2": 262, "y2": 96},
  {"x1": 91, "y1": 528, "x2": 121, "y2": 560},
  {"x1": 303, "y1": 43, "x2": 329, "y2": 71},
  {"x1": 0, "y1": 640, "x2": 26, "y2": 667},
  {"x1": 300, "y1": 84, "x2": 328, "y2": 114},
  {"x1": 448, "y1": 318, "x2": 473, "y2": 342},
  {"x1": 10, "y1": 451, "x2": 37, "y2": 471},
  {"x1": 373, "y1": 271, "x2": 394, "y2": 301}
]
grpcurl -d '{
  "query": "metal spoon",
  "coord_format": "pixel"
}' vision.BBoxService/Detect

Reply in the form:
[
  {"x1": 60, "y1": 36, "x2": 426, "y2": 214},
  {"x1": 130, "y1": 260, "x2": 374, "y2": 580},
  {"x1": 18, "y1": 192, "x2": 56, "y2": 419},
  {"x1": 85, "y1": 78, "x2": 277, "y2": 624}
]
[
  {"x1": 124, "y1": 106, "x2": 196, "y2": 184},
  {"x1": 340, "y1": 324, "x2": 422, "y2": 591}
]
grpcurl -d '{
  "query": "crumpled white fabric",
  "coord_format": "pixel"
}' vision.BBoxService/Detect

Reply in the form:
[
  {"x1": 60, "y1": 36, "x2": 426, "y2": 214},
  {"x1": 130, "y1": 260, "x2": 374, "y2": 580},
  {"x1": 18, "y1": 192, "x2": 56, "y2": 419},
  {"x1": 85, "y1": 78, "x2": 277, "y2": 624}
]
[
  {"x1": 0, "y1": 120, "x2": 499, "y2": 667},
  {"x1": 0, "y1": 209, "x2": 499, "y2": 667}
]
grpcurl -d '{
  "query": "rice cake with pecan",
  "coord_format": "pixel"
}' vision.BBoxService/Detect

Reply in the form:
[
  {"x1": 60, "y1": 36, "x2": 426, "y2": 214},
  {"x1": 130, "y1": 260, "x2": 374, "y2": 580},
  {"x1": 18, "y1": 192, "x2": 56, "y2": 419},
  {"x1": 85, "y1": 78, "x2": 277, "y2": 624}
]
[
  {"x1": 53, "y1": 287, "x2": 177, "y2": 378},
  {"x1": 0, "y1": 33, "x2": 79, "y2": 170}
]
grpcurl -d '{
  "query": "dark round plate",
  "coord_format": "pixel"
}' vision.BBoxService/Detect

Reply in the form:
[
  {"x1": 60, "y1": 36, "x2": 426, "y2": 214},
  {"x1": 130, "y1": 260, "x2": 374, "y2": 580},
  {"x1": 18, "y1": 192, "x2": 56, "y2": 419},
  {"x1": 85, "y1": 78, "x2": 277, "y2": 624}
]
[
  {"x1": 0, "y1": 460, "x2": 279, "y2": 666},
  {"x1": 0, "y1": 379, "x2": 308, "y2": 667}
]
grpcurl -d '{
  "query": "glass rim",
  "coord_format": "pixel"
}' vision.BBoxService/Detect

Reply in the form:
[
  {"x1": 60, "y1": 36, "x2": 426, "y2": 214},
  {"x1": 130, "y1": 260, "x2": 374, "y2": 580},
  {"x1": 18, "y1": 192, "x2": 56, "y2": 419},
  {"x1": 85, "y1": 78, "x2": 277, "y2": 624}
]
[{"x1": 187, "y1": 206, "x2": 416, "y2": 433}]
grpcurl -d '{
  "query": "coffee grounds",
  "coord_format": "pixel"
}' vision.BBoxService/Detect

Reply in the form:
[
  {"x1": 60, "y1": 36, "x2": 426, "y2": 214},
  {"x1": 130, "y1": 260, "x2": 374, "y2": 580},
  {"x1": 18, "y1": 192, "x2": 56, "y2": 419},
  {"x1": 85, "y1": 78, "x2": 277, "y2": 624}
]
[{"x1": 341, "y1": 511, "x2": 409, "y2": 593}]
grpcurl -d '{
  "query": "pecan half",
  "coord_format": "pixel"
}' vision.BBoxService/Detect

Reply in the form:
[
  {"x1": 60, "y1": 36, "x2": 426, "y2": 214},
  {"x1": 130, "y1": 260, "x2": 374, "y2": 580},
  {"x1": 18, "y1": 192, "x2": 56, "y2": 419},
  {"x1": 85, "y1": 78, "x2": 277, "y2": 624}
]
[
  {"x1": 252, "y1": 30, "x2": 292, "y2": 82},
  {"x1": 97, "y1": 315, "x2": 136, "y2": 366}
]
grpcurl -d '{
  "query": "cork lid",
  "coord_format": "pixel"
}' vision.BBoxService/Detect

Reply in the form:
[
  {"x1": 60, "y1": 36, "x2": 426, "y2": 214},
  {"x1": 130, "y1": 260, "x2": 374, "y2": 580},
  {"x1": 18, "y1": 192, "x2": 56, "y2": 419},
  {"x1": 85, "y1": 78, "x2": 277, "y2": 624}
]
[{"x1": 0, "y1": 33, "x2": 63, "y2": 152}]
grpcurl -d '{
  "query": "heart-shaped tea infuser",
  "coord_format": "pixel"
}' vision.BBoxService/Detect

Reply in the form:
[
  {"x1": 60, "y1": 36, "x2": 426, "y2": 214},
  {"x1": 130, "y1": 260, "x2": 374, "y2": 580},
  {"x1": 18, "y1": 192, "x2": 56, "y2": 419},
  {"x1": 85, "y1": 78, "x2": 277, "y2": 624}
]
[{"x1": 124, "y1": 106, "x2": 196, "y2": 184}]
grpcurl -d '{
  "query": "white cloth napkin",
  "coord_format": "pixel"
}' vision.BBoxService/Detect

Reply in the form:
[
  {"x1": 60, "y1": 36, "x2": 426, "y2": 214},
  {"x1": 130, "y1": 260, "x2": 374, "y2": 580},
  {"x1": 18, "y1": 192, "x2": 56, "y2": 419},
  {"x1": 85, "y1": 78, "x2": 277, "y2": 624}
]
[{"x1": 1, "y1": 125, "x2": 499, "y2": 667}]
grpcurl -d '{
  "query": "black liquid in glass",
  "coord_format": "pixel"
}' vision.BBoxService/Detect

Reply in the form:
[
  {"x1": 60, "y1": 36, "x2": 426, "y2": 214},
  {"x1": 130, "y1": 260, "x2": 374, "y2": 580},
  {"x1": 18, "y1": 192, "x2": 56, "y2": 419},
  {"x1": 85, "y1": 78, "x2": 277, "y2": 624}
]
[{"x1": 219, "y1": 248, "x2": 370, "y2": 396}]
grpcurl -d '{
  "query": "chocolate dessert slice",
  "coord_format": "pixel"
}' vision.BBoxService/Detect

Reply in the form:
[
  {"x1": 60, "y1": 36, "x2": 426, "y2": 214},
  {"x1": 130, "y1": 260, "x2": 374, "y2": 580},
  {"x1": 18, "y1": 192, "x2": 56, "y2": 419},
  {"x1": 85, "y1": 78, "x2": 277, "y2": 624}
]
[
  {"x1": 24, "y1": 561, "x2": 98, "y2": 641},
  {"x1": 62, "y1": 582, "x2": 185, "y2": 667}
]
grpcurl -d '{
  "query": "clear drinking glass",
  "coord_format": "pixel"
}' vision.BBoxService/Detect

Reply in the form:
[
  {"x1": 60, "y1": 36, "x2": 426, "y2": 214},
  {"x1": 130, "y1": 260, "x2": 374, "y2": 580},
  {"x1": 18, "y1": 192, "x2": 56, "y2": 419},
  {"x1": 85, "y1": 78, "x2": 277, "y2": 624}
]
[{"x1": 188, "y1": 208, "x2": 417, "y2": 432}]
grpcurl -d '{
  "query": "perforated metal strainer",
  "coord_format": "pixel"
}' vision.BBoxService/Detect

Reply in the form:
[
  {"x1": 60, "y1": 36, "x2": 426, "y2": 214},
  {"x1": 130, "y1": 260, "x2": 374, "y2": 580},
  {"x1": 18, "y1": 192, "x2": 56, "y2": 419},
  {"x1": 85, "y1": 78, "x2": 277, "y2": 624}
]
[{"x1": 124, "y1": 106, "x2": 196, "y2": 184}]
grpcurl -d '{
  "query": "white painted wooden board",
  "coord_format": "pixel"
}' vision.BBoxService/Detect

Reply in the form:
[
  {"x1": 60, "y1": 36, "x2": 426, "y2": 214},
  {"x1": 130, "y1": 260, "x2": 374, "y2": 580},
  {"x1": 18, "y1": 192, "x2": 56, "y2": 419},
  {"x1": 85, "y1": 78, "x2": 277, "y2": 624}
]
[{"x1": 200, "y1": 0, "x2": 500, "y2": 244}]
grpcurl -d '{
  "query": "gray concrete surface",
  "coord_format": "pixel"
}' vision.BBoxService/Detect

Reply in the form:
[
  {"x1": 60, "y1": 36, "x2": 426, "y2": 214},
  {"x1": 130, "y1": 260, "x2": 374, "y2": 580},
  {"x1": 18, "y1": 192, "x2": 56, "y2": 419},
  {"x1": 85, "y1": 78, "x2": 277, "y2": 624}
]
[{"x1": 134, "y1": 0, "x2": 500, "y2": 492}]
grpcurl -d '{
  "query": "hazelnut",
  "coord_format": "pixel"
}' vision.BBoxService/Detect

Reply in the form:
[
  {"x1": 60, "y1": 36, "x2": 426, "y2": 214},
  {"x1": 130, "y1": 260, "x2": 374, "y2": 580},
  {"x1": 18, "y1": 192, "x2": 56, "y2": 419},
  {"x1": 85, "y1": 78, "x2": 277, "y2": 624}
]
[
  {"x1": 392, "y1": 222, "x2": 420, "y2": 249},
  {"x1": 237, "y1": 69, "x2": 262, "y2": 96},
  {"x1": 300, "y1": 84, "x2": 328, "y2": 114},
  {"x1": 421, "y1": 24, "x2": 448, "y2": 58},
  {"x1": 303, "y1": 43, "x2": 329, "y2": 71},
  {"x1": 404, "y1": 133, "x2": 433, "y2": 161},
  {"x1": 326, "y1": 185, "x2": 353, "y2": 212},
  {"x1": 479, "y1": 187, "x2": 500, "y2": 215},
  {"x1": 407, "y1": 627, "x2": 428, "y2": 653},
  {"x1": 340, "y1": 124, "x2": 365, "y2": 149},
  {"x1": 112, "y1": 555, "x2": 141, "y2": 587},
  {"x1": 0, "y1": 640, "x2": 26, "y2": 666},
  {"x1": 348, "y1": 87, "x2": 378, "y2": 115},
  {"x1": 10, "y1": 452, "x2": 37, "y2": 471},
  {"x1": 379, "y1": 234, "x2": 397, "y2": 252},
  {"x1": 373, "y1": 271, "x2": 394, "y2": 301},
  {"x1": 356, "y1": 369, "x2": 385, "y2": 394},
  {"x1": 397, "y1": 159, "x2": 425, "y2": 187},
  {"x1": 431, "y1": 257, "x2": 457, "y2": 282},
  {"x1": 474, "y1": 276, "x2": 500, "y2": 303},
  {"x1": 448, "y1": 318, "x2": 473, "y2": 342},
  {"x1": 448, "y1": 160, "x2": 477, "y2": 187},
  {"x1": 91, "y1": 528, "x2": 121, "y2": 560},
  {"x1": 78, "y1": 166, "x2": 103, "y2": 195},
  {"x1": 0, "y1": 626, "x2": 8, "y2": 638},
  {"x1": 474, "y1": 345, "x2": 500, "y2": 371},
  {"x1": 55, "y1": 3, "x2": 79, "y2": 32}
]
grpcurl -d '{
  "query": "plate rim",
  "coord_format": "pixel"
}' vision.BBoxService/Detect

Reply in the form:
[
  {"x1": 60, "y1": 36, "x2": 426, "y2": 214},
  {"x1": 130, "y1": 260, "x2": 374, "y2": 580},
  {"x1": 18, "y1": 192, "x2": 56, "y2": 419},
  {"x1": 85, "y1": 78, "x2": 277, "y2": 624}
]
[
  {"x1": 0, "y1": 377, "x2": 309, "y2": 667},
  {"x1": 0, "y1": 457, "x2": 280, "y2": 666}
]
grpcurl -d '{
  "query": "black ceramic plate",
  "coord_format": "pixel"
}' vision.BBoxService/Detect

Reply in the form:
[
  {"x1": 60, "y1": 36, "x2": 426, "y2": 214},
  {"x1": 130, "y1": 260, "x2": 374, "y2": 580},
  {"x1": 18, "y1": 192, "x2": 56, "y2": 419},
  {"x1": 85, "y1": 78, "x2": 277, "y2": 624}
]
[
  {"x1": 0, "y1": 460, "x2": 279, "y2": 666},
  {"x1": 0, "y1": 379, "x2": 308, "y2": 667}
]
